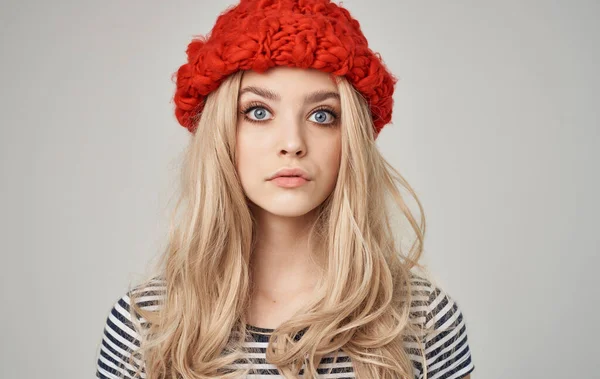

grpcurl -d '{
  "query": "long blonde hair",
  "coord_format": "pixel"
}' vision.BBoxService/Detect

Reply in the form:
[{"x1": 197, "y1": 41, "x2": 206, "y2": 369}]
[{"x1": 127, "y1": 70, "x2": 429, "y2": 378}]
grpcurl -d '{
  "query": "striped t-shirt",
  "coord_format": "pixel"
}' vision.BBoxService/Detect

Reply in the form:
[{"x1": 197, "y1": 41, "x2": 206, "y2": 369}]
[{"x1": 95, "y1": 274, "x2": 474, "y2": 379}]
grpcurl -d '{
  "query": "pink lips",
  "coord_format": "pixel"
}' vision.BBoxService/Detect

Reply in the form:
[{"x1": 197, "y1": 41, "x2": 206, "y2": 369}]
[
  {"x1": 268, "y1": 166, "x2": 311, "y2": 188},
  {"x1": 270, "y1": 176, "x2": 308, "y2": 188},
  {"x1": 268, "y1": 167, "x2": 311, "y2": 181}
]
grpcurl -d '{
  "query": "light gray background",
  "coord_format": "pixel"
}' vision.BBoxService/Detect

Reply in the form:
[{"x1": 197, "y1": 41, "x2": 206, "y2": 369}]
[{"x1": 1, "y1": 0, "x2": 598, "y2": 377}]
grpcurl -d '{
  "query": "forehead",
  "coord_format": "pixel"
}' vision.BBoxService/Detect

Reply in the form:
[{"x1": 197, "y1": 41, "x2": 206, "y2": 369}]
[{"x1": 239, "y1": 67, "x2": 338, "y2": 91}]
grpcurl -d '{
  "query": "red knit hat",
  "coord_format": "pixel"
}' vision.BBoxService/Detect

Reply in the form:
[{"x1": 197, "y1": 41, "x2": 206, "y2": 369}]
[{"x1": 172, "y1": 0, "x2": 398, "y2": 138}]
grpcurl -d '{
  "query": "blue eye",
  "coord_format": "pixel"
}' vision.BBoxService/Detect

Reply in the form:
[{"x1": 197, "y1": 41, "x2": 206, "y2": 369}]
[
  {"x1": 246, "y1": 107, "x2": 272, "y2": 121},
  {"x1": 309, "y1": 109, "x2": 335, "y2": 124},
  {"x1": 240, "y1": 103, "x2": 339, "y2": 127}
]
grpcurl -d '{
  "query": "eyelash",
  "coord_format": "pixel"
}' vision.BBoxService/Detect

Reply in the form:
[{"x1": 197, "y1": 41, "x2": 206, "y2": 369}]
[{"x1": 239, "y1": 101, "x2": 340, "y2": 126}]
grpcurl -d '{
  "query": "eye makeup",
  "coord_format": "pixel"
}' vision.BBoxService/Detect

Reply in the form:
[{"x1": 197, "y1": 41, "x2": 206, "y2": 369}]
[{"x1": 239, "y1": 101, "x2": 340, "y2": 127}]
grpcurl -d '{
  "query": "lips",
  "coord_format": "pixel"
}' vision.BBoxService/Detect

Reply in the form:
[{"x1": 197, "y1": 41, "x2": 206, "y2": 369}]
[
  {"x1": 268, "y1": 167, "x2": 311, "y2": 181},
  {"x1": 270, "y1": 176, "x2": 308, "y2": 188}
]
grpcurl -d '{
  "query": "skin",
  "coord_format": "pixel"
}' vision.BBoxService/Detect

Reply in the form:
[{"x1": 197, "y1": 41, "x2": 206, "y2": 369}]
[{"x1": 235, "y1": 66, "x2": 342, "y2": 329}]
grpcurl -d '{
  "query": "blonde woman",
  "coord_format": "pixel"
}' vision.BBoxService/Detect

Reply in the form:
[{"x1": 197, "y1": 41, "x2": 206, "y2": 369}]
[{"x1": 95, "y1": 0, "x2": 475, "y2": 378}]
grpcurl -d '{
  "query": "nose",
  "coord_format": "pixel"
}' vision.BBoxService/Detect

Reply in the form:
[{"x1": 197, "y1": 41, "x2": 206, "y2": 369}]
[{"x1": 278, "y1": 117, "x2": 307, "y2": 158}]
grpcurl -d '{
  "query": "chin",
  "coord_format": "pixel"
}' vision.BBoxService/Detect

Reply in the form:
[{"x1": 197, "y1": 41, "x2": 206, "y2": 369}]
[{"x1": 252, "y1": 199, "x2": 323, "y2": 219}]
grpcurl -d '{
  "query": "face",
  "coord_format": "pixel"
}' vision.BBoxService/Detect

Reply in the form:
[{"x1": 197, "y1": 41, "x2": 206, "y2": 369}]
[{"x1": 235, "y1": 67, "x2": 342, "y2": 219}]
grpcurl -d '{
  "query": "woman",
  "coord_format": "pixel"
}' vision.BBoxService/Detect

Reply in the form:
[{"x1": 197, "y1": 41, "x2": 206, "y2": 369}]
[{"x1": 95, "y1": 0, "x2": 475, "y2": 378}]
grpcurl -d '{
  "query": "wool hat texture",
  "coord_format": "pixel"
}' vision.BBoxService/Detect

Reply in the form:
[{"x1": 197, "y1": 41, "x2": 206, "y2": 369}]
[{"x1": 172, "y1": 0, "x2": 398, "y2": 138}]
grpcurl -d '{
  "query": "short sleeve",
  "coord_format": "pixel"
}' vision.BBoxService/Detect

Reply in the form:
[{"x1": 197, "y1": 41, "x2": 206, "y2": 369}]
[
  {"x1": 421, "y1": 286, "x2": 475, "y2": 379},
  {"x1": 95, "y1": 293, "x2": 144, "y2": 379}
]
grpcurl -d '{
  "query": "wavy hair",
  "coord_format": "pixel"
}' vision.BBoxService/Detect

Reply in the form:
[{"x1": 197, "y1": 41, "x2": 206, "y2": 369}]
[{"x1": 126, "y1": 69, "x2": 430, "y2": 379}]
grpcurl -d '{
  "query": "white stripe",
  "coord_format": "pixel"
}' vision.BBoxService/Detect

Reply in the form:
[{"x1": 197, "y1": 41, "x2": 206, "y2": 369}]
[
  {"x1": 105, "y1": 316, "x2": 139, "y2": 353},
  {"x1": 97, "y1": 354, "x2": 131, "y2": 378},
  {"x1": 97, "y1": 275, "x2": 472, "y2": 379},
  {"x1": 429, "y1": 345, "x2": 472, "y2": 379},
  {"x1": 100, "y1": 328, "x2": 144, "y2": 368},
  {"x1": 99, "y1": 339, "x2": 138, "y2": 373},
  {"x1": 425, "y1": 316, "x2": 465, "y2": 356},
  {"x1": 97, "y1": 365, "x2": 123, "y2": 379}
]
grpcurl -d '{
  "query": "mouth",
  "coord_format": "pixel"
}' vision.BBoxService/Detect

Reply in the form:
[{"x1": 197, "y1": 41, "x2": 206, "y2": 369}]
[
  {"x1": 268, "y1": 167, "x2": 311, "y2": 181},
  {"x1": 269, "y1": 176, "x2": 308, "y2": 188}
]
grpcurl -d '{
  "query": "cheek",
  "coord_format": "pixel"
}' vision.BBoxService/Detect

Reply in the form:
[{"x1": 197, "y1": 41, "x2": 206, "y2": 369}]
[
  {"x1": 325, "y1": 138, "x2": 342, "y2": 174},
  {"x1": 235, "y1": 135, "x2": 265, "y2": 184}
]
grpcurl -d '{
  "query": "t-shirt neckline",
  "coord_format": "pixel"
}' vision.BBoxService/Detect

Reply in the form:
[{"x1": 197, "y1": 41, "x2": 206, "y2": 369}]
[{"x1": 246, "y1": 324, "x2": 275, "y2": 333}]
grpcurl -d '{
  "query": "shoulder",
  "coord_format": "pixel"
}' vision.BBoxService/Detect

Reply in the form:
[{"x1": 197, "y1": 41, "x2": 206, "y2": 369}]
[
  {"x1": 406, "y1": 271, "x2": 467, "y2": 329},
  {"x1": 95, "y1": 278, "x2": 166, "y2": 379},
  {"x1": 406, "y1": 272, "x2": 476, "y2": 379}
]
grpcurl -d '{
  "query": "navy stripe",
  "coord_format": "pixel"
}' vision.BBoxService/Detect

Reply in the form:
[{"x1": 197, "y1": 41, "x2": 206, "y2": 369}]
[{"x1": 95, "y1": 275, "x2": 475, "y2": 378}]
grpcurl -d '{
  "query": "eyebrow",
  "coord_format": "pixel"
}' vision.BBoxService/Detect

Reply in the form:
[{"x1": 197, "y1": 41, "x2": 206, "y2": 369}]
[{"x1": 239, "y1": 86, "x2": 340, "y2": 104}]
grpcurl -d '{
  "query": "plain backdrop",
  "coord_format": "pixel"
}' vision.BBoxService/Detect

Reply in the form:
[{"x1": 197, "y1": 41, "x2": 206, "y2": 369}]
[{"x1": 1, "y1": 0, "x2": 598, "y2": 377}]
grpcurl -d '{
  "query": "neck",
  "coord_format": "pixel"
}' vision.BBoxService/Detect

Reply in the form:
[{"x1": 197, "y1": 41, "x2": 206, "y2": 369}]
[{"x1": 249, "y1": 205, "x2": 323, "y2": 293}]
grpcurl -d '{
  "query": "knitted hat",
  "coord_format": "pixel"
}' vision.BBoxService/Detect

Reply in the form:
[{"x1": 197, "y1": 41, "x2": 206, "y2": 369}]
[{"x1": 172, "y1": 0, "x2": 398, "y2": 138}]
